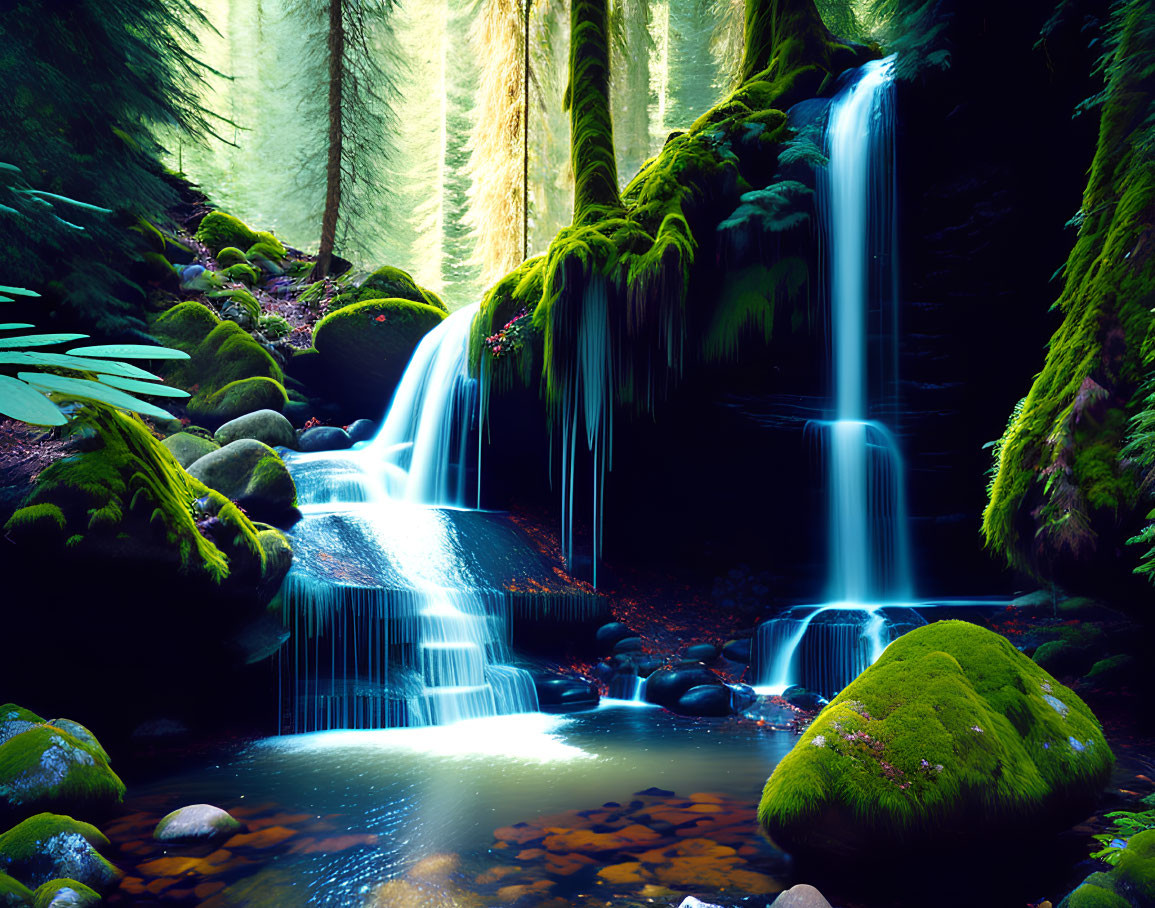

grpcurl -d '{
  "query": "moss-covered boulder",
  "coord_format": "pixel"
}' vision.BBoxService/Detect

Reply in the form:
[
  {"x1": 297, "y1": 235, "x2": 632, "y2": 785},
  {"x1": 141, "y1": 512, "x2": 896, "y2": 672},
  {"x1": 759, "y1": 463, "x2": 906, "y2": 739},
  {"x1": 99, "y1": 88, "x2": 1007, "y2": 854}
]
[
  {"x1": 32, "y1": 879, "x2": 101, "y2": 908},
  {"x1": 160, "y1": 432, "x2": 219, "y2": 469},
  {"x1": 758, "y1": 621, "x2": 1113, "y2": 862},
  {"x1": 334, "y1": 265, "x2": 447, "y2": 313},
  {"x1": 1059, "y1": 832, "x2": 1155, "y2": 907},
  {"x1": 0, "y1": 815, "x2": 118, "y2": 893},
  {"x1": 213, "y1": 409, "x2": 296, "y2": 449},
  {"x1": 3, "y1": 406, "x2": 283, "y2": 586},
  {"x1": 311, "y1": 298, "x2": 445, "y2": 412},
  {"x1": 195, "y1": 212, "x2": 259, "y2": 255},
  {"x1": 187, "y1": 440, "x2": 296, "y2": 518},
  {"x1": 0, "y1": 723, "x2": 123, "y2": 827},
  {"x1": 216, "y1": 247, "x2": 249, "y2": 268},
  {"x1": 0, "y1": 873, "x2": 32, "y2": 907},
  {"x1": 221, "y1": 263, "x2": 260, "y2": 286},
  {"x1": 0, "y1": 712, "x2": 42, "y2": 752},
  {"x1": 151, "y1": 302, "x2": 287, "y2": 428}
]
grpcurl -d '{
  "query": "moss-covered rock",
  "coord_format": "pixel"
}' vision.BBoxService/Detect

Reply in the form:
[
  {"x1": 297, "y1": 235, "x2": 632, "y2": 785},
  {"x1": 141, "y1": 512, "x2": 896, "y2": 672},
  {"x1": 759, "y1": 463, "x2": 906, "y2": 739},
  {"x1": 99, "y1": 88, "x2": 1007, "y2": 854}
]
[
  {"x1": 0, "y1": 726, "x2": 123, "y2": 827},
  {"x1": 220, "y1": 263, "x2": 260, "y2": 287},
  {"x1": 0, "y1": 712, "x2": 43, "y2": 751},
  {"x1": 216, "y1": 247, "x2": 250, "y2": 268},
  {"x1": 346, "y1": 265, "x2": 447, "y2": 312},
  {"x1": 758, "y1": 621, "x2": 1113, "y2": 862},
  {"x1": 312, "y1": 298, "x2": 445, "y2": 411},
  {"x1": 32, "y1": 878, "x2": 101, "y2": 908},
  {"x1": 213, "y1": 409, "x2": 296, "y2": 449},
  {"x1": 1033, "y1": 640, "x2": 1096, "y2": 677},
  {"x1": 0, "y1": 873, "x2": 32, "y2": 907},
  {"x1": 3, "y1": 406, "x2": 276, "y2": 585},
  {"x1": 195, "y1": 212, "x2": 259, "y2": 255},
  {"x1": 160, "y1": 432, "x2": 219, "y2": 469},
  {"x1": 187, "y1": 440, "x2": 296, "y2": 517},
  {"x1": 1059, "y1": 882, "x2": 1130, "y2": 908},
  {"x1": 151, "y1": 303, "x2": 287, "y2": 427},
  {"x1": 37, "y1": 727, "x2": 104, "y2": 769},
  {"x1": 1060, "y1": 832, "x2": 1155, "y2": 907},
  {"x1": 0, "y1": 815, "x2": 118, "y2": 893}
]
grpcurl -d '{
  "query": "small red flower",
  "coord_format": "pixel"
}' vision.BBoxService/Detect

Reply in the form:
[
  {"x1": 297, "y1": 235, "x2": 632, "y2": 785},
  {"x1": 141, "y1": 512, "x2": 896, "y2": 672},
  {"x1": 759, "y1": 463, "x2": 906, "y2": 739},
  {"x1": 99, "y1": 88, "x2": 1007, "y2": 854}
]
[{"x1": 375, "y1": 314, "x2": 387, "y2": 322}]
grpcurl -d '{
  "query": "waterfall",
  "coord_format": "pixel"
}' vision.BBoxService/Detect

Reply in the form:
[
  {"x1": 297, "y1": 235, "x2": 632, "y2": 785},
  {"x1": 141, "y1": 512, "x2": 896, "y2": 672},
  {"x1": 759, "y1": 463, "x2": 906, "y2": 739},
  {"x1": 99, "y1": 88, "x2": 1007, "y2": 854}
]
[
  {"x1": 279, "y1": 302, "x2": 539, "y2": 731},
  {"x1": 755, "y1": 56, "x2": 917, "y2": 697}
]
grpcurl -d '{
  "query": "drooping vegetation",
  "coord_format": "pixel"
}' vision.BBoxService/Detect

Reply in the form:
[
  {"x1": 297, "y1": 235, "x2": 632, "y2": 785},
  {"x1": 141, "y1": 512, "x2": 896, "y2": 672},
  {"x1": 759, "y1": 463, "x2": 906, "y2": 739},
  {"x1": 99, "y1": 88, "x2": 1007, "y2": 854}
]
[{"x1": 984, "y1": 0, "x2": 1155, "y2": 585}]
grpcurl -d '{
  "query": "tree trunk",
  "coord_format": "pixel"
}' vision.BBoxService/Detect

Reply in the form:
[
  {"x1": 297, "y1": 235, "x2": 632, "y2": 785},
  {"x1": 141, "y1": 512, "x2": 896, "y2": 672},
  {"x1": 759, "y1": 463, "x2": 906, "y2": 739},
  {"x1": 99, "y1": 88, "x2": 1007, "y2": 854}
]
[
  {"x1": 739, "y1": 0, "x2": 835, "y2": 85},
  {"x1": 524, "y1": 0, "x2": 532, "y2": 261},
  {"x1": 314, "y1": 0, "x2": 345, "y2": 280},
  {"x1": 568, "y1": 0, "x2": 621, "y2": 221}
]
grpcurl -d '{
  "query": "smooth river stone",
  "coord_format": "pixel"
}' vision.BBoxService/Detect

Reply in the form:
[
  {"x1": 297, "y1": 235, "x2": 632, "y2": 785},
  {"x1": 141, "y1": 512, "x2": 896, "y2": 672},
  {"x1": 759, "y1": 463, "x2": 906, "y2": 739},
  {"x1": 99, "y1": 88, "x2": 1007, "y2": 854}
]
[{"x1": 153, "y1": 804, "x2": 243, "y2": 842}]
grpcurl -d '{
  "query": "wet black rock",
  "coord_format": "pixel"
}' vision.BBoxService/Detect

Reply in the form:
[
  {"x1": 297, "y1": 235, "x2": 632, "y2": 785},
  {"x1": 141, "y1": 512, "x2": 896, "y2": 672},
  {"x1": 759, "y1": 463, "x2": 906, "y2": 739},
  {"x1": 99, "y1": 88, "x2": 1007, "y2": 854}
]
[
  {"x1": 346, "y1": 419, "x2": 377, "y2": 443},
  {"x1": 613, "y1": 636, "x2": 644, "y2": 654},
  {"x1": 781, "y1": 685, "x2": 827, "y2": 711},
  {"x1": 676, "y1": 684, "x2": 733, "y2": 717},
  {"x1": 684, "y1": 643, "x2": 719, "y2": 663},
  {"x1": 535, "y1": 676, "x2": 599, "y2": 711},
  {"x1": 298, "y1": 426, "x2": 353, "y2": 452},
  {"x1": 722, "y1": 638, "x2": 752, "y2": 663},
  {"x1": 644, "y1": 666, "x2": 723, "y2": 708},
  {"x1": 595, "y1": 622, "x2": 632, "y2": 651}
]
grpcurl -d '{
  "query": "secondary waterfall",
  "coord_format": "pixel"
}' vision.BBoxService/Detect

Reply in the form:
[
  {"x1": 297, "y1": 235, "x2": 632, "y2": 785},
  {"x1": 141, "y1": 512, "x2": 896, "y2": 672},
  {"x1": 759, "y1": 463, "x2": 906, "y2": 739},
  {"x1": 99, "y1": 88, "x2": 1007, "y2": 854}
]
[
  {"x1": 755, "y1": 56, "x2": 919, "y2": 697},
  {"x1": 278, "y1": 302, "x2": 540, "y2": 731}
]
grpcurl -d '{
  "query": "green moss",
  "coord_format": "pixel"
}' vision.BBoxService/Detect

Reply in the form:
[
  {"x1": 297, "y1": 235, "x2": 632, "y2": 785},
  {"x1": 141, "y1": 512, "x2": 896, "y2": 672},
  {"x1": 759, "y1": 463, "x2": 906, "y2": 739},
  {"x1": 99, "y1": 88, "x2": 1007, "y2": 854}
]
[
  {"x1": 160, "y1": 432, "x2": 219, "y2": 469},
  {"x1": 191, "y1": 378, "x2": 288, "y2": 425},
  {"x1": 3, "y1": 406, "x2": 269, "y2": 583},
  {"x1": 195, "y1": 212, "x2": 259, "y2": 255},
  {"x1": 1063, "y1": 883, "x2": 1131, "y2": 908},
  {"x1": 3, "y1": 506, "x2": 66, "y2": 539},
  {"x1": 1116, "y1": 828, "x2": 1155, "y2": 900},
  {"x1": 984, "y1": 2, "x2": 1155, "y2": 580},
  {"x1": 0, "y1": 873, "x2": 32, "y2": 907},
  {"x1": 246, "y1": 242, "x2": 286, "y2": 265},
  {"x1": 252, "y1": 231, "x2": 286, "y2": 259},
  {"x1": 0, "y1": 815, "x2": 118, "y2": 893},
  {"x1": 220, "y1": 263, "x2": 260, "y2": 287},
  {"x1": 1086, "y1": 654, "x2": 1135, "y2": 680},
  {"x1": 151, "y1": 306, "x2": 286, "y2": 427},
  {"x1": 758, "y1": 621, "x2": 1113, "y2": 860},
  {"x1": 312, "y1": 298, "x2": 446, "y2": 406},
  {"x1": 32, "y1": 879, "x2": 100, "y2": 908},
  {"x1": 0, "y1": 727, "x2": 124, "y2": 824},
  {"x1": 297, "y1": 281, "x2": 328, "y2": 308},
  {"x1": 216, "y1": 247, "x2": 249, "y2": 268}
]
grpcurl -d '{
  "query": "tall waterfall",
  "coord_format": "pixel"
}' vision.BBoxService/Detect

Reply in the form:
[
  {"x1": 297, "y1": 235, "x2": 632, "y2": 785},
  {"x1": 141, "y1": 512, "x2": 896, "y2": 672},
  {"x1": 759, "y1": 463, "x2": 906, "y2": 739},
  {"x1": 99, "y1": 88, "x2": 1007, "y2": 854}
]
[
  {"x1": 279, "y1": 302, "x2": 539, "y2": 730},
  {"x1": 755, "y1": 56, "x2": 920, "y2": 697}
]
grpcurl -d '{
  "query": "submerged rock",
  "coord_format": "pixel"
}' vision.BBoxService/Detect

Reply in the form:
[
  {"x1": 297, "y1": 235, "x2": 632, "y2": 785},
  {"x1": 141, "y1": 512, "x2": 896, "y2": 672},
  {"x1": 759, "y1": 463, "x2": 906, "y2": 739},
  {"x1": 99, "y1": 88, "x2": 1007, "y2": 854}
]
[
  {"x1": 770, "y1": 884, "x2": 833, "y2": 907},
  {"x1": 535, "y1": 677, "x2": 599, "y2": 711},
  {"x1": 644, "y1": 667, "x2": 723, "y2": 709},
  {"x1": 676, "y1": 685, "x2": 732, "y2": 717},
  {"x1": 153, "y1": 804, "x2": 243, "y2": 843},
  {"x1": 759, "y1": 621, "x2": 1114, "y2": 862},
  {"x1": 780, "y1": 686, "x2": 827, "y2": 711}
]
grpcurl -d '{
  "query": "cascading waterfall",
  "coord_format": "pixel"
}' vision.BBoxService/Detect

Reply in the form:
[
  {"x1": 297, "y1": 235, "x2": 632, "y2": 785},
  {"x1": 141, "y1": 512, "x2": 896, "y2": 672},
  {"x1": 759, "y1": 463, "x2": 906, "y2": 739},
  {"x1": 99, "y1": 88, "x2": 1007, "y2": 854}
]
[
  {"x1": 279, "y1": 301, "x2": 539, "y2": 731},
  {"x1": 754, "y1": 56, "x2": 921, "y2": 697}
]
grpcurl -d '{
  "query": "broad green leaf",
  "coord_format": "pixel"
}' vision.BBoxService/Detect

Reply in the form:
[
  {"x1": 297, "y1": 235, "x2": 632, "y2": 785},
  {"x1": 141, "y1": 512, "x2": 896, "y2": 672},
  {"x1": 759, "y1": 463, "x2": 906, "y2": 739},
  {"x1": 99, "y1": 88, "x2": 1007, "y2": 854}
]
[
  {"x1": 0, "y1": 323, "x2": 35, "y2": 331},
  {"x1": 98, "y1": 375, "x2": 189, "y2": 398},
  {"x1": 0, "y1": 333, "x2": 89, "y2": 349},
  {"x1": 65, "y1": 343, "x2": 189, "y2": 361},
  {"x1": 0, "y1": 163, "x2": 21, "y2": 174},
  {"x1": 0, "y1": 375, "x2": 66, "y2": 426},
  {"x1": 0, "y1": 352, "x2": 162, "y2": 380},
  {"x1": 0, "y1": 286, "x2": 40, "y2": 298},
  {"x1": 20, "y1": 190, "x2": 113, "y2": 213},
  {"x1": 0, "y1": 205, "x2": 19, "y2": 215},
  {"x1": 18, "y1": 372, "x2": 174, "y2": 421}
]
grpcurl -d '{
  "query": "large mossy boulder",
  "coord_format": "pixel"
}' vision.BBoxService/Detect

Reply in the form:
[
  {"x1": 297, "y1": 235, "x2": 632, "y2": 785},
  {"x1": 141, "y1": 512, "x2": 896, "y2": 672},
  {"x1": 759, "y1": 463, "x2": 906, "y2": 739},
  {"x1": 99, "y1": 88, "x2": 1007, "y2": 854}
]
[
  {"x1": 187, "y1": 440, "x2": 297, "y2": 518},
  {"x1": 311, "y1": 298, "x2": 446, "y2": 412},
  {"x1": 3, "y1": 407, "x2": 285, "y2": 588},
  {"x1": 0, "y1": 708, "x2": 123, "y2": 827},
  {"x1": 759, "y1": 621, "x2": 1113, "y2": 862},
  {"x1": 32, "y1": 879, "x2": 101, "y2": 908},
  {"x1": 151, "y1": 302, "x2": 287, "y2": 428},
  {"x1": 195, "y1": 211, "x2": 259, "y2": 255},
  {"x1": 0, "y1": 815, "x2": 119, "y2": 893},
  {"x1": 332, "y1": 265, "x2": 447, "y2": 313}
]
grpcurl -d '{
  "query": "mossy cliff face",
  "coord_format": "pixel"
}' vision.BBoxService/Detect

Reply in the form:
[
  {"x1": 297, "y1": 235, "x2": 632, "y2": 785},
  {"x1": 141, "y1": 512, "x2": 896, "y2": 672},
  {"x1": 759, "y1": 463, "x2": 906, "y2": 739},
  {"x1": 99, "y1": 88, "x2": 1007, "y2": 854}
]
[
  {"x1": 471, "y1": 0, "x2": 873, "y2": 420},
  {"x1": 150, "y1": 301, "x2": 288, "y2": 427},
  {"x1": 983, "y1": 0, "x2": 1155, "y2": 586},
  {"x1": 758, "y1": 621, "x2": 1113, "y2": 861},
  {"x1": 2, "y1": 406, "x2": 285, "y2": 588}
]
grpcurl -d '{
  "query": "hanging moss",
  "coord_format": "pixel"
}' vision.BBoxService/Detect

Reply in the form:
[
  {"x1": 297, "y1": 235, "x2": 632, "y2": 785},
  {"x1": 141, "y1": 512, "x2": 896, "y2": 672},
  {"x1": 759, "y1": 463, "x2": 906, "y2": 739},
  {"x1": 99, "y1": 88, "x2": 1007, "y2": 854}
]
[
  {"x1": 983, "y1": 0, "x2": 1155, "y2": 581},
  {"x1": 3, "y1": 406, "x2": 274, "y2": 584}
]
